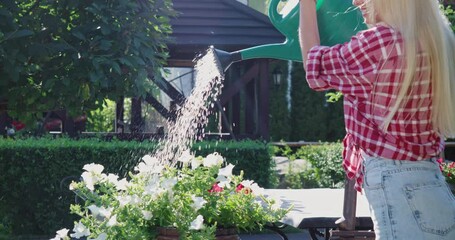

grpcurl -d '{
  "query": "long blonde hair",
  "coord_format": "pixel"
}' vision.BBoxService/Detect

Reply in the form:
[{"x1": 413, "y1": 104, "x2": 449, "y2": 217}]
[{"x1": 364, "y1": 0, "x2": 455, "y2": 138}]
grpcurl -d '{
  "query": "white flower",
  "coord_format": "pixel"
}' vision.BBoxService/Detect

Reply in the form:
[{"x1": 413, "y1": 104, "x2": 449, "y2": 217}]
[
  {"x1": 240, "y1": 180, "x2": 264, "y2": 196},
  {"x1": 203, "y1": 152, "x2": 224, "y2": 167},
  {"x1": 189, "y1": 215, "x2": 204, "y2": 230},
  {"x1": 218, "y1": 164, "x2": 235, "y2": 177},
  {"x1": 105, "y1": 173, "x2": 119, "y2": 184},
  {"x1": 116, "y1": 195, "x2": 130, "y2": 207},
  {"x1": 88, "y1": 233, "x2": 107, "y2": 240},
  {"x1": 218, "y1": 180, "x2": 231, "y2": 188},
  {"x1": 142, "y1": 210, "x2": 153, "y2": 220},
  {"x1": 81, "y1": 172, "x2": 96, "y2": 191},
  {"x1": 87, "y1": 205, "x2": 101, "y2": 217},
  {"x1": 142, "y1": 154, "x2": 158, "y2": 165},
  {"x1": 87, "y1": 205, "x2": 113, "y2": 221},
  {"x1": 80, "y1": 164, "x2": 106, "y2": 191},
  {"x1": 191, "y1": 157, "x2": 204, "y2": 169},
  {"x1": 50, "y1": 228, "x2": 69, "y2": 240},
  {"x1": 70, "y1": 221, "x2": 90, "y2": 239},
  {"x1": 56, "y1": 228, "x2": 69, "y2": 238},
  {"x1": 117, "y1": 194, "x2": 142, "y2": 207},
  {"x1": 134, "y1": 155, "x2": 164, "y2": 174},
  {"x1": 191, "y1": 196, "x2": 207, "y2": 211},
  {"x1": 249, "y1": 182, "x2": 264, "y2": 196},
  {"x1": 107, "y1": 214, "x2": 117, "y2": 227},
  {"x1": 83, "y1": 163, "x2": 104, "y2": 175},
  {"x1": 161, "y1": 177, "x2": 177, "y2": 190},
  {"x1": 143, "y1": 186, "x2": 164, "y2": 199},
  {"x1": 115, "y1": 178, "x2": 129, "y2": 191},
  {"x1": 143, "y1": 177, "x2": 163, "y2": 197},
  {"x1": 129, "y1": 194, "x2": 142, "y2": 205},
  {"x1": 98, "y1": 207, "x2": 113, "y2": 219},
  {"x1": 215, "y1": 175, "x2": 231, "y2": 188},
  {"x1": 178, "y1": 149, "x2": 194, "y2": 164},
  {"x1": 135, "y1": 161, "x2": 151, "y2": 173}
]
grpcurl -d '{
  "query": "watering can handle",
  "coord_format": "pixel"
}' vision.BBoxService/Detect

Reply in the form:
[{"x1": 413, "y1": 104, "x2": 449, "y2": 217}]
[
  {"x1": 268, "y1": 0, "x2": 284, "y2": 30},
  {"x1": 268, "y1": 0, "x2": 324, "y2": 36}
]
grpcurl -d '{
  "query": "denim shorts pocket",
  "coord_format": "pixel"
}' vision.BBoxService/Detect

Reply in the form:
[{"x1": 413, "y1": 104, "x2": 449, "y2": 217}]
[
  {"x1": 363, "y1": 165, "x2": 384, "y2": 190},
  {"x1": 403, "y1": 181, "x2": 455, "y2": 236}
]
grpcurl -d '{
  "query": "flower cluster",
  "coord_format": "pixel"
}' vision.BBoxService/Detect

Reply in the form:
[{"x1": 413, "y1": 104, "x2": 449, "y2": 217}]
[
  {"x1": 51, "y1": 152, "x2": 289, "y2": 240},
  {"x1": 438, "y1": 158, "x2": 455, "y2": 185}
]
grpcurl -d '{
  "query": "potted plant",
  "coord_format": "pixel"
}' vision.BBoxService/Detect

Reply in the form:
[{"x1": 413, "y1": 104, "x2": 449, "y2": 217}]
[
  {"x1": 51, "y1": 152, "x2": 290, "y2": 240},
  {"x1": 439, "y1": 158, "x2": 455, "y2": 193}
]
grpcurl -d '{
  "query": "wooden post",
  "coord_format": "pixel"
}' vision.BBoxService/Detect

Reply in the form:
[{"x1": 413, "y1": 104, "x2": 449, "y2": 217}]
[
  {"x1": 130, "y1": 97, "x2": 143, "y2": 133},
  {"x1": 337, "y1": 177, "x2": 357, "y2": 231},
  {"x1": 0, "y1": 112, "x2": 8, "y2": 137},
  {"x1": 331, "y1": 177, "x2": 375, "y2": 239},
  {"x1": 63, "y1": 111, "x2": 76, "y2": 137},
  {"x1": 258, "y1": 59, "x2": 270, "y2": 140},
  {"x1": 115, "y1": 97, "x2": 125, "y2": 133}
]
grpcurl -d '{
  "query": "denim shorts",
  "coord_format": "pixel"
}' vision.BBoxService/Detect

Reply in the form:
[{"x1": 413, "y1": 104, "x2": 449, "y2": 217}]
[{"x1": 362, "y1": 154, "x2": 455, "y2": 240}]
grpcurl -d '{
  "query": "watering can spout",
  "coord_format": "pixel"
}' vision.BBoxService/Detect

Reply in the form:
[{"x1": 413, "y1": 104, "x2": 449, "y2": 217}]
[{"x1": 211, "y1": 47, "x2": 242, "y2": 72}]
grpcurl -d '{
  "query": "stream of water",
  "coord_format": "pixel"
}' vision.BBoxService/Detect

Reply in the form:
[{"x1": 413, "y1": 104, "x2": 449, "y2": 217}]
[{"x1": 153, "y1": 48, "x2": 224, "y2": 165}]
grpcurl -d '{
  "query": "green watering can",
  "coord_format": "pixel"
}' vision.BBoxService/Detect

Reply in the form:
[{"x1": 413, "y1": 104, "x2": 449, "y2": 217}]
[{"x1": 213, "y1": 0, "x2": 367, "y2": 71}]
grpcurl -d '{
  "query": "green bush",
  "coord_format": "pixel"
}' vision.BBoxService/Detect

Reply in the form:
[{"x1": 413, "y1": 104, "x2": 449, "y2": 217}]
[
  {"x1": 0, "y1": 138, "x2": 273, "y2": 237},
  {"x1": 277, "y1": 143, "x2": 345, "y2": 189}
]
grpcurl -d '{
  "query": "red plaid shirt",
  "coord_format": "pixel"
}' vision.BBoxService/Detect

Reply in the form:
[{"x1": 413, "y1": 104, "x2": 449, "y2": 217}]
[{"x1": 305, "y1": 23, "x2": 444, "y2": 192}]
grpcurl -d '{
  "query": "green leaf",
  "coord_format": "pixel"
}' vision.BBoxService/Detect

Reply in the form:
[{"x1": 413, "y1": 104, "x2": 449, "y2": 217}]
[
  {"x1": 0, "y1": 9, "x2": 11, "y2": 17},
  {"x1": 4, "y1": 29, "x2": 34, "y2": 40},
  {"x1": 81, "y1": 84, "x2": 90, "y2": 100},
  {"x1": 99, "y1": 40, "x2": 112, "y2": 50},
  {"x1": 118, "y1": 57, "x2": 133, "y2": 67},
  {"x1": 89, "y1": 72, "x2": 99, "y2": 83},
  {"x1": 325, "y1": 92, "x2": 343, "y2": 103},
  {"x1": 100, "y1": 25, "x2": 111, "y2": 35},
  {"x1": 111, "y1": 61, "x2": 121, "y2": 74},
  {"x1": 62, "y1": 78, "x2": 70, "y2": 86},
  {"x1": 72, "y1": 31, "x2": 86, "y2": 41}
]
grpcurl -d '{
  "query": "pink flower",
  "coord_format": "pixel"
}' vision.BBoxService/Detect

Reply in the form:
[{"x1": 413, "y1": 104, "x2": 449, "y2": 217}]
[
  {"x1": 235, "y1": 184, "x2": 251, "y2": 194},
  {"x1": 437, "y1": 158, "x2": 444, "y2": 172},
  {"x1": 208, "y1": 183, "x2": 223, "y2": 193}
]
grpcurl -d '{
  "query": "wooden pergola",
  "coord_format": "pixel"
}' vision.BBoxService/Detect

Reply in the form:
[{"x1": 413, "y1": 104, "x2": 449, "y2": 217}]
[{"x1": 120, "y1": 0, "x2": 285, "y2": 140}]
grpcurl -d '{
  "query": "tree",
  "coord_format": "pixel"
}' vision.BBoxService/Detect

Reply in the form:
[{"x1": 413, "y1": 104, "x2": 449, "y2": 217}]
[
  {"x1": 443, "y1": 3, "x2": 455, "y2": 31},
  {"x1": 289, "y1": 62, "x2": 345, "y2": 142},
  {"x1": 0, "y1": 0, "x2": 175, "y2": 124}
]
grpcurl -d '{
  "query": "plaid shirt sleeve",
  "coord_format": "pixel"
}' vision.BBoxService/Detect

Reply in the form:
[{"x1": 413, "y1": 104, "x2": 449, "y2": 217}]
[{"x1": 305, "y1": 26, "x2": 395, "y2": 98}]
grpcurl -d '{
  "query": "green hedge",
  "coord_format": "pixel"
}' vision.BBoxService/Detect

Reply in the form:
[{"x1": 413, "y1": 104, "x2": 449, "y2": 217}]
[
  {"x1": 0, "y1": 138, "x2": 273, "y2": 237},
  {"x1": 276, "y1": 143, "x2": 345, "y2": 189}
]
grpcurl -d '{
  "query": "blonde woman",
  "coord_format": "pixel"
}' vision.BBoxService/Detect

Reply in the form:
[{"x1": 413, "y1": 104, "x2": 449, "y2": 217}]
[{"x1": 299, "y1": 0, "x2": 455, "y2": 239}]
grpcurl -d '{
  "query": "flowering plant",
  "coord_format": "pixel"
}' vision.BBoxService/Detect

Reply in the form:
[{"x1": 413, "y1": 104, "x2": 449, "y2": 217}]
[
  {"x1": 51, "y1": 152, "x2": 289, "y2": 240},
  {"x1": 438, "y1": 158, "x2": 455, "y2": 185}
]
